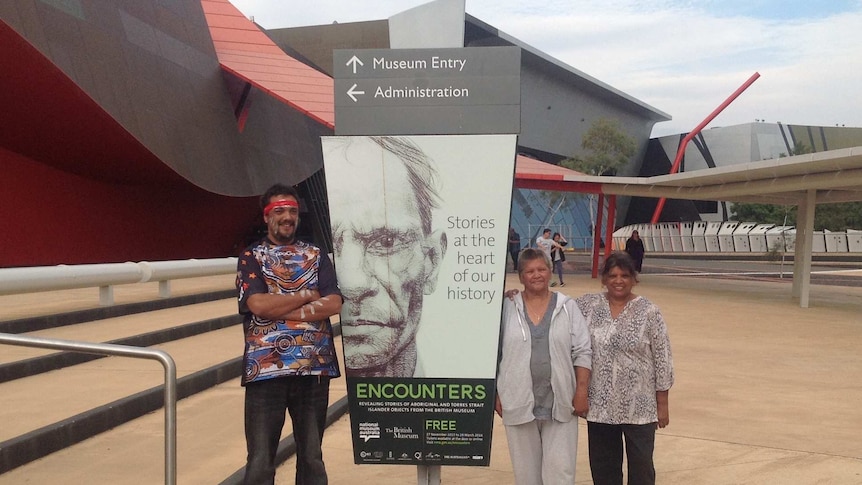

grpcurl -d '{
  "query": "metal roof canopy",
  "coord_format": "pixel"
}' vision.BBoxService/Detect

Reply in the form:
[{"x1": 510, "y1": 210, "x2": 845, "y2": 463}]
[{"x1": 514, "y1": 146, "x2": 862, "y2": 308}]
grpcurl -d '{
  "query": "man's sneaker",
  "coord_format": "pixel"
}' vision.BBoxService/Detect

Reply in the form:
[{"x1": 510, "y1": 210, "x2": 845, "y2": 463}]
[
  {"x1": 550, "y1": 282, "x2": 558, "y2": 287},
  {"x1": 559, "y1": 282, "x2": 565, "y2": 287}
]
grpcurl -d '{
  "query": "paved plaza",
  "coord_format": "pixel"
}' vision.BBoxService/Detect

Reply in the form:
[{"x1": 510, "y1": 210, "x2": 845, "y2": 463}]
[{"x1": 2, "y1": 267, "x2": 862, "y2": 484}]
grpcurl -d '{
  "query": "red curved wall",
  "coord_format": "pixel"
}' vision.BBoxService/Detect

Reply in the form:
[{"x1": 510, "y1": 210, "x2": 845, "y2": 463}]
[{"x1": 1, "y1": 147, "x2": 260, "y2": 267}]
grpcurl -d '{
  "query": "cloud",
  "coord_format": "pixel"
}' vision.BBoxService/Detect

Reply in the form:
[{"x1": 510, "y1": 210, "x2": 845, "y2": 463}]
[
  {"x1": 480, "y1": 2, "x2": 862, "y2": 135},
  {"x1": 228, "y1": 0, "x2": 862, "y2": 137}
]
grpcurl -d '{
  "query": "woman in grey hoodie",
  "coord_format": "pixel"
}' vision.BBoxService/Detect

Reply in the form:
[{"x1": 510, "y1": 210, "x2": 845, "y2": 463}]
[{"x1": 496, "y1": 248, "x2": 592, "y2": 484}]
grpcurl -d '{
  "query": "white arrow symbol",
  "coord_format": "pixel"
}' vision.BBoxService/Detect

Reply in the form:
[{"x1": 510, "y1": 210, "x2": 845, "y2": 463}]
[
  {"x1": 346, "y1": 83, "x2": 365, "y2": 102},
  {"x1": 346, "y1": 55, "x2": 364, "y2": 74}
]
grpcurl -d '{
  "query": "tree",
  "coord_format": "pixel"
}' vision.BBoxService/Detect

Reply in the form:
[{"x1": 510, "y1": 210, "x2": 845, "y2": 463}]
[
  {"x1": 731, "y1": 203, "x2": 795, "y2": 226},
  {"x1": 559, "y1": 118, "x2": 637, "y2": 240},
  {"x1": 779, "y1": 142, "x2": 813, "y2": 158},
  {"x1": 811, "y1": 202, "x2": 862, "y2": 231},
  {"x1": 536, "y1": 189, "x2": 569, "y2": 228},
  {"x1": 560, "y1": 118, "x2": 636, "y2": 176},
  {"x1": 731, "y1": 201, "x2": 862, "y2": 231}
]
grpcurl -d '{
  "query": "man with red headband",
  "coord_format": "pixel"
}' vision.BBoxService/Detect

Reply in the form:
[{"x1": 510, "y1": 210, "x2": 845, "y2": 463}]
[{"x1": 236, "y1": 183, "x2": 342, "y2": 485}]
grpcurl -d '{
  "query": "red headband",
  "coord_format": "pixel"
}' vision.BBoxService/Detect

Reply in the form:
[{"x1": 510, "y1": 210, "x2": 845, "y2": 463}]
[{"x1": 264, "y1": 199, "x2": 298, "y2": 217}]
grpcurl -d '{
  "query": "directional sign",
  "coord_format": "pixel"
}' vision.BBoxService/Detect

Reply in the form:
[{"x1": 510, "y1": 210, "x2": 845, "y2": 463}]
[
  {"x1": 333, "y1": 47, "x2": 521, "y2": 135},
  {"x1": 345, "y1": 83, "x2": 365, "y2": 102}
]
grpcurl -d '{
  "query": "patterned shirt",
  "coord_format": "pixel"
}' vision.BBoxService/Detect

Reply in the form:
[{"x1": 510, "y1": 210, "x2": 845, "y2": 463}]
[
  {"x1": 236, "y1": 239, "x2": 342, "y2": 385},
  {"x1": 575, "y1": 293, "x2": 674, "y2": 425}
]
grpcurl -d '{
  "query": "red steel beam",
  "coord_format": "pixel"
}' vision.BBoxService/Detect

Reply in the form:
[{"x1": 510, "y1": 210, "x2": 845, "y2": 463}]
[
  {"x1": 650, "y1": 72, "x2": 761, "y2": 223},
  {"x1": 605, "y1": 195, "x2": 617, "y2": 255},
  {"x1": 513, "y1": 179, "x2": 603, "y2": 194}
]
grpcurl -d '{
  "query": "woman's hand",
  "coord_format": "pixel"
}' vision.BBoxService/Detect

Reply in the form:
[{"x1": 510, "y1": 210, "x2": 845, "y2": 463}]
[
  {"x1": 494, "y1": 394, "x2": 503, "y2": 417},
  {"x1": 573, "y1": 366, "x2": 591, "y2": 418},
  {"x1": 573, "y1": 386, "x2": 588, "y2": 418},
  {"x1": 656, "y1": 390, "x2": 670, "y2": 428},
  {"x1": 504, "y1": 289, "x2": 520, "y2": 300}
]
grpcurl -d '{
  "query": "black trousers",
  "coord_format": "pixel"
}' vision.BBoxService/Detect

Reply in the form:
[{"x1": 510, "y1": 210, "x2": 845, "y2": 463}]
[
  {"x1": 588, "y1": 421, "x2": 656, "y2": 485},
  {"x1": 243, "y1": 376, "x2": 331, "y2": 485}
]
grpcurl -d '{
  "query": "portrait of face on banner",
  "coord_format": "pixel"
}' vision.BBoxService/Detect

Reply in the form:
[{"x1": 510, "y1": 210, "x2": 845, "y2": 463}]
[{"x1": 322, "y1": 135, "x2": 517, "y2": 380}]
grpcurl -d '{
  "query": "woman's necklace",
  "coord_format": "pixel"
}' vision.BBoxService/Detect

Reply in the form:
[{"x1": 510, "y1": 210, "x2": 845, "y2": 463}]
[
  {"x1": 607, "y1": 295, "x2": 634, "y2": 319},
  {"x1": 524, "y1": 293, "x2": 550, "y2": 324}
]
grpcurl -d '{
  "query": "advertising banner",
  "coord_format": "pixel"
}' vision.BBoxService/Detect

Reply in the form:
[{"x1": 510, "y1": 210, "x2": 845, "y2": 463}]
[{"x1": 323, "y1": 134, "x2": 517, "y2": 465}]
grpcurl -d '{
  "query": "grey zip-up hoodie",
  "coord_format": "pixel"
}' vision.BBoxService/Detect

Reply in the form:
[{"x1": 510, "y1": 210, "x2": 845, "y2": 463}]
[{"x1": 496, "y1": 292, "x2": 592, "y2": 426}]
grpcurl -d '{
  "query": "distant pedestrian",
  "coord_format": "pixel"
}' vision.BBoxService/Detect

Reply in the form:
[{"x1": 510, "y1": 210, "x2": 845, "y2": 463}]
[
  {"x1": 550, "y1": 232, "x2": 568, "y2": 287},
  {"x1": 536, "y1": 229, "x2": 564, "y2": 286},
  {"x1": 509, "y1": 227, "x2": 521, "y2": 272},
  {"x1": 536, "y1": 228, "x2": 554, "y2": 259},
  {"x1": 625, "y1": 230, "x2": 645, "y2": 273}
]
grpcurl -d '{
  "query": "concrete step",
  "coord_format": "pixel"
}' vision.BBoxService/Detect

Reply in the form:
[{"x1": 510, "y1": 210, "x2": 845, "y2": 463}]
[
  {"x1": 0, "y1": 377, "x2": 249, "y2": 484},
  {"x1": 0, "y1": 312, "x2": 240, "y2": 383},
  {"x1": 0, "y1": 274, "x2": 352, "y2": 482},
  {"x1": 0, "y1": 276, "x2": 242, "y2": 474},
  {"x1": 0, "y1": 336, "x2": 349, "y2": 485},
  {"x1": 0, "y1": 325, "x2": 241, "y2": 441},
  {"x1": 0, "y1": 299, "x2": 237, "y2": 366}
]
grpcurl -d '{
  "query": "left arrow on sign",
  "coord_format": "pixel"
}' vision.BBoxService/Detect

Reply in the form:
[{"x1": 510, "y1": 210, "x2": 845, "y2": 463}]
[
  {"x1": 346, "y1": 83, "x2": 365, "y2": 102},
  {"x1": 346, "y1": 55, "x2": 364, "y2": 74}
]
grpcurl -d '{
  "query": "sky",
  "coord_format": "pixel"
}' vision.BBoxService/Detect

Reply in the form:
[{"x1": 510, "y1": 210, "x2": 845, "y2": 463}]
[{"x1": 227, "y1": 0, "x2": 862, "y2": 137}]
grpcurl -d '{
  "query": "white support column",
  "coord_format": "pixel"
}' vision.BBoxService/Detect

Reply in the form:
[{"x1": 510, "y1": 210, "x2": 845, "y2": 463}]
[
  {"x1": 159, "y1": 280, "x2": 171, "y2": 299},
  {"x1": 99, "y1": 285, "x2": 114, "y2": 306},
  {"x1": 791, "y1": 189, "x2": 816, "y2": 308},
  {"x1": 791, "y1": 198, "x2": 806, "y2": 298}
]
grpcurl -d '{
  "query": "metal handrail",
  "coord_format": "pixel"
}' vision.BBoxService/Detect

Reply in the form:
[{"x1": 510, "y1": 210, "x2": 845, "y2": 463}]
[
  {"x1": 0, "y1": 257, "x2": 237, "y2": 305},
  {"x1": 0, "y1": 333, "x2": 177, "y2": 485}
]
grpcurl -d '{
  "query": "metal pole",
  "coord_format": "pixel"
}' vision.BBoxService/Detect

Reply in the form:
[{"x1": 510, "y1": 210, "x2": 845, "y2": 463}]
[
  {"x1": 417, "y1": 465, "x2": 442, "y2": 485},
  {"x1": 157, "y1": 350, "x2": 178, "y2": 485},
  {"x1": 0, "y1": 333, "x2": 178, "y2": 485}
]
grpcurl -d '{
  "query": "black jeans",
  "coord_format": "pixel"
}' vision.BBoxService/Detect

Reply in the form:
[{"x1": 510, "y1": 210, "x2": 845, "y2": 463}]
[
  {"x1": 509, "y1": 248, "x2": 519, "y2": 270},
  {"x1": 588, "y1": 421, "x2": 656, "y2": 485},
  {"x1": 243, "y1": 376, "x2": 331, "y2": 485}
]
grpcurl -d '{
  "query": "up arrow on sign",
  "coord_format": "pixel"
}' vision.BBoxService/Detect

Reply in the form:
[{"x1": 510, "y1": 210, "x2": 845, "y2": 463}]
[{"x1": 346, "y1": 55, "x2": 364, "y2": 74}]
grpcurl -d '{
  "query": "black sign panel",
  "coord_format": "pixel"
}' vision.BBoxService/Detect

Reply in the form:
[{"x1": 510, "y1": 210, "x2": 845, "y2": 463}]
[
  {"x1": 333, "y1": 47, "x2": 521, "y2": 135},
  {"x1": 348, "y1": 377, "x2": 496, "y2": 466}
]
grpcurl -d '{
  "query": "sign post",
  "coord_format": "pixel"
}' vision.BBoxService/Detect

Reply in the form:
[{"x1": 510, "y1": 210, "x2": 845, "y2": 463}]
[{"x1": 324, "y1": 45, "x2": 520, "y2": 483}]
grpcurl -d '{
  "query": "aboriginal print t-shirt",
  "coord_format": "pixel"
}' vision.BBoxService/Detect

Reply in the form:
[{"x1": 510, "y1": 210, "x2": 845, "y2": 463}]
[{"x1": 237, "y1": 239, "x2": 341, "y2": 384}]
